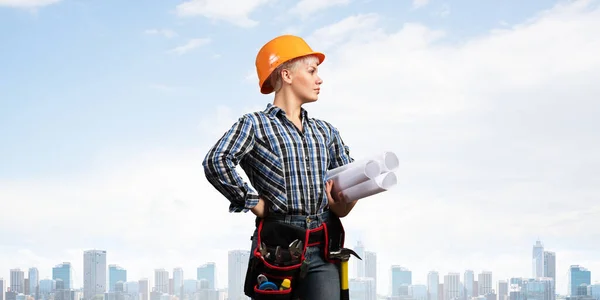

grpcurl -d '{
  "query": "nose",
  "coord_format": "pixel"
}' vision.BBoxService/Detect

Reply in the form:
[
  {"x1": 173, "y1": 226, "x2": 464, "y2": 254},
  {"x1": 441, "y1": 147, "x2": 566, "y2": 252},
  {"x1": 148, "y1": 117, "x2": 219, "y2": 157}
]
[{"x1": 316, "y1": 75, "x2": 323, "y2": 85}]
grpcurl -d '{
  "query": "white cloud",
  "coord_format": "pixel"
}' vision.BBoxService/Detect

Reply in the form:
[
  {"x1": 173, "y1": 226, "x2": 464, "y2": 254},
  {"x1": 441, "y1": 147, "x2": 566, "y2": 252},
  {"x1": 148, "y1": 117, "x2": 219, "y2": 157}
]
[
  {"x1": 174, "y1": 0, "x2": 273, "y2": 28},
  {"x1": 304, "y1": 1, "x2": 600, "y2": 294},
  {"x1": 288, "y1": 0, "x2": 351, "y2": 19},
  {"x1": 412, "y1": 0, "x2": 429, "y2": 9},
  {"x1": 144, "y1": 29, "x2": 178, "y2": 38},
  {"x1": 167, "y1": 38, "x2": 211, "y2": 55},
  {"x1": 0, "y1": 0, "x2": 61, "y2": 8},
  {"x1": 306, "y1": 13, "x2": 381, "y2": 51},
  {"x1": 0, "y1": 146, "x2": 257, "y2": 289},
  {"x1": 434, "y1": 4, "x2": 450, "y2": 17}
]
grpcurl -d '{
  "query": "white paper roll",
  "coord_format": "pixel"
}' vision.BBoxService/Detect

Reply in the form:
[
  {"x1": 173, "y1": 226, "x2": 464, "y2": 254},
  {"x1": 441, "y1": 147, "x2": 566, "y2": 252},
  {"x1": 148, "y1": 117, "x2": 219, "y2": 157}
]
[
  {"x1": 326, "y1": 151, "x2": 399, "y2": 179},
  {"x1": 328, "y1": 159, "x2": 381, "y2": 194},
  {"x1": 340, "y1": 171, "x2": 397, "y2": 202},
  {"x1": 378, "y1": 151, "x2": 399, "y2": 172}
]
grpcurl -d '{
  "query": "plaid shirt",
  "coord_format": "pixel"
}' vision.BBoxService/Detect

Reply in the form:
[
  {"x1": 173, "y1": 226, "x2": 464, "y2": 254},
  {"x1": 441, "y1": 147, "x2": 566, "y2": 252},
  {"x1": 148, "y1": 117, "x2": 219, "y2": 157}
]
[{"x1": 203, "y1": 103, "x2": 354, "y2": 215}]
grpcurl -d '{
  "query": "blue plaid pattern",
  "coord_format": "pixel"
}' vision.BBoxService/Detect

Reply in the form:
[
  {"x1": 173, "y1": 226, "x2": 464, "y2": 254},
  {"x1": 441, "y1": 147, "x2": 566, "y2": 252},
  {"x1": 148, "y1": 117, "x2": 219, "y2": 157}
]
[{"x1": 203, "y1": 103, "x2": 354, "y2": 215}]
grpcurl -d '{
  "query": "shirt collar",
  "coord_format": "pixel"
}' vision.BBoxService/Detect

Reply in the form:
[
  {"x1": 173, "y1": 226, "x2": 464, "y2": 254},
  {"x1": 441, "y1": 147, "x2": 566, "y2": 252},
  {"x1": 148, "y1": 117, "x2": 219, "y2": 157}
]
[{"x1": 264, "y1": 103, "x2": 309, "y2": 120}]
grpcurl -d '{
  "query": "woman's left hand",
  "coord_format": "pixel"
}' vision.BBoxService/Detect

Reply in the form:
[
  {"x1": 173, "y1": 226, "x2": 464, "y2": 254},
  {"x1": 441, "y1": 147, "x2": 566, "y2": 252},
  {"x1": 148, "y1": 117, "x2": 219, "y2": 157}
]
[{"x1": 326, "y1": 180, "x2": 352, "y2": 217}]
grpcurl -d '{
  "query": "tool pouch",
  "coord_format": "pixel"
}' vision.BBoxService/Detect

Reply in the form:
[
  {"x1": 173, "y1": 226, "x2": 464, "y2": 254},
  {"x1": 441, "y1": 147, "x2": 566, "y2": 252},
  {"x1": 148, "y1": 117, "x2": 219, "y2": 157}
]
[
  {"x1": 244, "y1": 219, "x2": 307, "y2": 300},
  {"x1": 243, "y1": 213, "x2": 346, "y2": 300},
  {"x1": 322, "y1": 213, "x2": 346, "y2": 264}
]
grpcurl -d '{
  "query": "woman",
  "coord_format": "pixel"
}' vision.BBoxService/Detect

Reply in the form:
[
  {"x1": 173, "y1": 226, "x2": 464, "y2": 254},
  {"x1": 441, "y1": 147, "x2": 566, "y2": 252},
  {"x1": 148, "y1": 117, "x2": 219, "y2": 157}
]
[{"x1": 202, "y1": 34, "x2": 358, "y2": 300}]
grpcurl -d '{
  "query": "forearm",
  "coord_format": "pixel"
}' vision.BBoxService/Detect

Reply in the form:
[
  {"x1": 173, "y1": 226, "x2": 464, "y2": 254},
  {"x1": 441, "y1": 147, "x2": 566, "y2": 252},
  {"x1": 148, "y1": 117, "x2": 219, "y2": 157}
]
[
  {"x1": 202, "y1": 115, "x2": 258, "y2": 212},
  {"x1": 203, "y1": 154, "x2": 259, "y2": 212}
]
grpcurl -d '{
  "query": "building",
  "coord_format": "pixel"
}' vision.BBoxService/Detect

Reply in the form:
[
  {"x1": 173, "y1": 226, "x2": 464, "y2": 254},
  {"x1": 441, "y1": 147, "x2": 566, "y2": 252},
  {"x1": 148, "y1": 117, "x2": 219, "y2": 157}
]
[
  {"x1": 138, "y1": 278, "x2": 149, "y2": 300},
  {"x1": 428, "y1": 271, "x2": 439, "y2": 300},
  {"x1": 83, "y1": 250, "x2": 107, "y2": 300},
  {"x1": 391, "y1": 266, "x2": 412, "y2": 297},
  {"x1": 28, "y1": 268, "x2": 39, "y2": 300},
  {"x1": 350, "y1": 277, "x2": 376, "y2": 300},
  {"x1": 227, "y1": 250, "x2": 250, "y2": 300},
  {"x1": 444, "y1": 273, "x2": 460, "y2": 300},
  {"x1": 464, "y1": 270, "x2": 474, "y2": 300},
  {"x1": 10, "y1": 269, "x2": 25, "y2": 294},
  {"x1": 533, "y1": 240, "x2": 544, "y2": 279},
  {"x1": 569, "y1": 265, "x2": 591, "y2": 296},
  {"x1": 109, "y1": 265, "x2": 127, "y2": 292},
  {"x1": 52, "y1": 263, "x2": 73, "y2": 290},
  {"x1": 478, "y1": 272, "x2": 493, "y2": 296},
  {"x1": 154, "y1": 269, "x2": 169, "y2": 294},
  {"x1": 172, "y1": 268, "x2": 183, "y2": 297},
  {"x1": 197, "y1": 263, "x2": 216, "y2": 290},
  {"x1": 365, "y1": 251, "x2": 377, "y2": 292}
]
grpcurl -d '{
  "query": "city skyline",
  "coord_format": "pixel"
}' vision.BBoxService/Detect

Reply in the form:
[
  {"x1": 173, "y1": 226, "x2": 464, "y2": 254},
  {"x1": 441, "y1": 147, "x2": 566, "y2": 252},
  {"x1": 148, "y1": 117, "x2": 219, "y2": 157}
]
[{"x1": 1, "y1": 240, "x2": 597, "y2": 297}]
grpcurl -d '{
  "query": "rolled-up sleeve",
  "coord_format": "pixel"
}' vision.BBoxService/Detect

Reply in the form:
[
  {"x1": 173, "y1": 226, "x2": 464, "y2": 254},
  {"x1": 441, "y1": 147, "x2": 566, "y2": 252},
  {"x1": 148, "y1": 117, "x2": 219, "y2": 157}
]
[{"x1": 202, "y1": 115, "x2": 259, "y2": 213}]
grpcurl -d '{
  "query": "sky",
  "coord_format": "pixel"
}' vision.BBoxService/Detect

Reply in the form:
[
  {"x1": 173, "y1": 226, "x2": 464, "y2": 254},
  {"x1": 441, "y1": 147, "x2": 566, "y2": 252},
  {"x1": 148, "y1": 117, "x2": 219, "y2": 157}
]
[{"x1": 1, "y1": 0, "x2": 600, "y2": 297}]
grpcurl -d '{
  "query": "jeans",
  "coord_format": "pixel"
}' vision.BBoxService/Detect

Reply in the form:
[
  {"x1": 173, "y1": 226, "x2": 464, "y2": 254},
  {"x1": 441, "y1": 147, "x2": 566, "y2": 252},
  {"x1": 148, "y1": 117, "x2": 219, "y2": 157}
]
[{"x1": 250, "y1": 210, "x2": 340, "y2": 300}]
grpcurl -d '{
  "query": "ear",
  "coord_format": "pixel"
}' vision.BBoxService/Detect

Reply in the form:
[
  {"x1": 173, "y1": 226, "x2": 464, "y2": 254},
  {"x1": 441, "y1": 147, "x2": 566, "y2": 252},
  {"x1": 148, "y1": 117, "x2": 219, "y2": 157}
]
[{"x1": 281, "y1": 68, "x2": 293, "y2": 85}]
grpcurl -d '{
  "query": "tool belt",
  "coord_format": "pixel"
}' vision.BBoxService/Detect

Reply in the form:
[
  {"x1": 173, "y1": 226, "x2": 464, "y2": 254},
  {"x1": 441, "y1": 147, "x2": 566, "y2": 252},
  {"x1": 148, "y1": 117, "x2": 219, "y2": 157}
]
[{"x1": 243, "y1": 212, "x2": 346, "y2": 300}]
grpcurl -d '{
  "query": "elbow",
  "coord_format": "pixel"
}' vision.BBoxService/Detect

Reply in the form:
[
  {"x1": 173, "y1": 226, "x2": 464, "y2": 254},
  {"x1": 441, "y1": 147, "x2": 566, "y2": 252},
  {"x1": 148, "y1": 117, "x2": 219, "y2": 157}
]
[{"x1": 202, "y1": 154, "x2": 216, "y2": 179}]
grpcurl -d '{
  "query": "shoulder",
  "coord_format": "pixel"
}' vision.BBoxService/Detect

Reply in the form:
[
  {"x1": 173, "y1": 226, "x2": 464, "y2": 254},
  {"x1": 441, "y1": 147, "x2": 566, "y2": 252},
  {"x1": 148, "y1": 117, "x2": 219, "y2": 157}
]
[
  {"x1": 237, "y1": 111, "x2": 269, "y2": 126},
  {"x1": 312, "y1": 117, "x2": 339, "y2": 134}
]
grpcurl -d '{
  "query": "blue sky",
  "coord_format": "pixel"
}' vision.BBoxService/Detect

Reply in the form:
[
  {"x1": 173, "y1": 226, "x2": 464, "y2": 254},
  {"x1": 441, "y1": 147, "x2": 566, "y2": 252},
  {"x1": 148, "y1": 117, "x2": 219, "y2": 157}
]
[
  {"x1": 1, "y1": 0, "x2": 600, "y2": 297},
  {"x1": 0, "y1": 0, "x2": 558, "y2": 179}
]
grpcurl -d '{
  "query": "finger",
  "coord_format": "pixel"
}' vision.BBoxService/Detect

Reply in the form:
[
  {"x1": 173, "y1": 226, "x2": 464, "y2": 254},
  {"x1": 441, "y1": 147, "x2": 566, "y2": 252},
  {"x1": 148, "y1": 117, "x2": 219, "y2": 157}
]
[{"x1": 326, "y1": 181, "x2": 334, "y2": 203}]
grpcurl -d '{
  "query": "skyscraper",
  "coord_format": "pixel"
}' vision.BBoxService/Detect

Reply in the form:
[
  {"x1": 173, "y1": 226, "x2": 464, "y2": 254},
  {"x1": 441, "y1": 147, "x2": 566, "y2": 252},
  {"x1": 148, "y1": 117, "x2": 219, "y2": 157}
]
[
  {"x1": 428, "y1": 271, "x2": 439, "y2": 300},
  {"x1": 10, "y1": 269, "x2": 24, "y2": 294},
  {"x1": 464, "y1": 270, "x2": 474, "y2": 299},
  {"x1": 498, "y1": 280, "x2": 508, "y2": 300},
  {"x1": 138, "y1": 278, "x2": 149, "y2": 300},
  {"x1": 228, "y1": 250, "x2": 250, "y2": 300},
  {"x1": 197, "y1": 263, "x2": 216, "y2": 290},
  {"x1": 349, "y1": 278, "x2": 376, "y2": 300},
  {"x1": 52, "y1": 262, "x2": 73, "y2": 290},
  {"x1": 478, "y1": 271, "x2": 493, "y2": 296},
  {"x1": 0, "y1": 278, "x2": 5, "y2": 300},
  {"x1": 444, "y1": 273, "x2": 460, "y2": 300},
  {"x1": 173, "y1": 268, "x2": 183, "y2": 296},
  {"x1": 154, "y1": 269, "x2": 169, "y2": 294},
  {"x1": 532, "y1": 240, "x2": 544, "y2": 279},
  {"x1": 544, "y1": 251, "x2": 556, "y2": 300},
  {"x1": 365, "y1": 251, "x2": 377, "y2": 292},
  {"x1": 83, "y1": 249, "x2": 107, "y2": 300},
  {"x1": 28, "y1": 268, "x2": 39, "y2": 300},
  {"x1": 569, "y1": 265, "x2": 591, "y2": 296},
  {"x1": 108, "y1": 265, "x2": 127, "y2": 292},
  {"x1": 390, "y1": 266, "x2": 412, "y2": 297}
]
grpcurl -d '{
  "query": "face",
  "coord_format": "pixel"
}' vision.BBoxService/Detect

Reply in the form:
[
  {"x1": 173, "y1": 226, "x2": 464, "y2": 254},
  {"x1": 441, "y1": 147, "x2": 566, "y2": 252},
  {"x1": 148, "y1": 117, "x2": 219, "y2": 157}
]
[{"x1": 283, "y1": 59, "x2": 323, "y2": 103}]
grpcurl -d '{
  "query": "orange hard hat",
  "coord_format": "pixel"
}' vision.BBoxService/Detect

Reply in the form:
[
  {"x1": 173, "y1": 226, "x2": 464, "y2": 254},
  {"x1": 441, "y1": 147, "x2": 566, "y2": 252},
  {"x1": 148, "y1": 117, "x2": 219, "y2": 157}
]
[{"x1": 255, "y1": 35, "x2": 325, "y2": 94}]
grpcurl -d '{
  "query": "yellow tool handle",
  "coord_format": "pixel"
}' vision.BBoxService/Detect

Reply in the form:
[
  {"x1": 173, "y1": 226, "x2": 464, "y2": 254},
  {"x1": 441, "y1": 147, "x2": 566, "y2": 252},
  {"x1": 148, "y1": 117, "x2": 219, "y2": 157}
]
[{"x1": 340, "y1": 261, "x2": 349, "y2": 290}]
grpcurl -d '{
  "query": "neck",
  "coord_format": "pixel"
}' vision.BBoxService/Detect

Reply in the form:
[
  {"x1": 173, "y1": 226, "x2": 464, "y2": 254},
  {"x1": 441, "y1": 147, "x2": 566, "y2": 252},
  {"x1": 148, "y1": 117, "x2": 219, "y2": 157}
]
[{"x1": 273, "y1": 88, "x2": 303, "y2": 120}]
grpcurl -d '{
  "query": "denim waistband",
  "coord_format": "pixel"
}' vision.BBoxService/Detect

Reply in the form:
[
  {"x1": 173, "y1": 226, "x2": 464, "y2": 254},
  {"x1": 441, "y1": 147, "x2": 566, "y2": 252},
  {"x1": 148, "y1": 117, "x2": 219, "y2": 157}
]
[{"x1": 262, "y1": 210, "x2": 331, "y2": 230}]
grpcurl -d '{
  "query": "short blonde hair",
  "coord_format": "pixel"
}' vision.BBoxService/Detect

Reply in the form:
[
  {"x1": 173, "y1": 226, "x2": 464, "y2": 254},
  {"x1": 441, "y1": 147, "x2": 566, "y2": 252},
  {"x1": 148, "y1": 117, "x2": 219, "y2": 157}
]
[{"x1": 270, "y1": 55, "x2": 320, "y2": 93}]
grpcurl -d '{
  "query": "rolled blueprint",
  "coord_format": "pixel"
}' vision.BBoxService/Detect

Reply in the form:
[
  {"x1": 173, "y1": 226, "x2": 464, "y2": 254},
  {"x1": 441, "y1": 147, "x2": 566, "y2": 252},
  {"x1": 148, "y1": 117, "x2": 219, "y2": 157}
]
[
  {"x1": 373, "y1": 151, "x2": 399, "y2": 172},
  {"x1": 328, "y1": 159, "x2": 381, "y2": 194},
  {"x1": 326, "y1": 151, "x2": 399, "y2": 179},
  {"x1": 340, "y1": 171, "x2": 397, "y2": 202}
]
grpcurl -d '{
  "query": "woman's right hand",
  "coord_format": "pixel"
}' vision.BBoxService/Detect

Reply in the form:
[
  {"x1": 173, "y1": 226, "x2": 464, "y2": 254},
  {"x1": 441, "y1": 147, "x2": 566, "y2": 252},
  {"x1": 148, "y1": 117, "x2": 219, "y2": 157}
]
[{"x1": 251, "y1": 197, "x2": 269, "y2": 218}]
